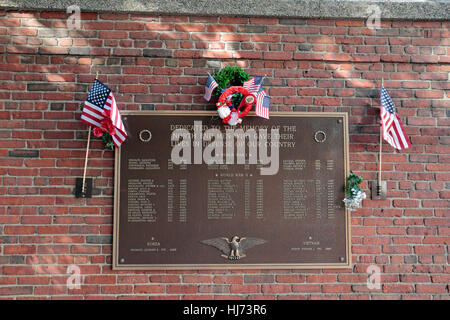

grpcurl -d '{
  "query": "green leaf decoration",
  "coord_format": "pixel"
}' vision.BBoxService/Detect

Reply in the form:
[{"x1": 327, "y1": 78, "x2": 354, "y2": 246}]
[
  {"x1": 212, "y1": 66, "x2": 250, "y2": 98},
  {"x1": 101, "y1": 132, "x2": 115, "y2": 151},
  {"x1": 345, "y1": 170, "x2": 364, "y2": 198}
]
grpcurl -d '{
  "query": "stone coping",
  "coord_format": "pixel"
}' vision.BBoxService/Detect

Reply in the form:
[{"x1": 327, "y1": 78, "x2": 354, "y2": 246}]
[{"x1": 0, "y1": 0, "x2": 449, "y2": 20}]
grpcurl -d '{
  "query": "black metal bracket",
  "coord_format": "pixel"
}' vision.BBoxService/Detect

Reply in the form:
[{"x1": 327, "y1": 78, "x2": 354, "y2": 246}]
[
  {"x1": 74, "y1": 177, "x2": 93, "y2": 198},
  {"x1": 370, "y1": 180, "x2": 387, "y2": 200}
]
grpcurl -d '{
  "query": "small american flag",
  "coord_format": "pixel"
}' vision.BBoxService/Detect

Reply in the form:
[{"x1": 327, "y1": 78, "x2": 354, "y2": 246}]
[
  {"x1": 380, "y1": 85, "x2": 411, "y2": 150},
  {"x1": 243, "y1": 76, "x2": 264, "y2": 93},
  {"x1": 81, "y1": 79, "x2": 127, "y2": 148},
  {"x1": 204, "y1": 75, "x2": 218, "y2": 101},
  {"x1": 255, "y1": 88, "x2": 271, "y2": 119}
]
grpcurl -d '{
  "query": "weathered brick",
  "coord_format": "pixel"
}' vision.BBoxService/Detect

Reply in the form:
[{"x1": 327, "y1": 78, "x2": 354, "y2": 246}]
[
  {"x1": 143, "y1": 49, "x2": 173, "y2": 58},
  {"x1": 86, "y1": 236, "x2": 112, "y2": 244},
  {"x1": 8, "y1": 149, "x2": 39, "y2": 158}
]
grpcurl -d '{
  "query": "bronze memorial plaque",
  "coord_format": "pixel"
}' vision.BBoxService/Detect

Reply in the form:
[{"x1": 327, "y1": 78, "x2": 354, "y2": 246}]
[{"x1": 113, "y1": 111, "x2": 350, "y2": 269}]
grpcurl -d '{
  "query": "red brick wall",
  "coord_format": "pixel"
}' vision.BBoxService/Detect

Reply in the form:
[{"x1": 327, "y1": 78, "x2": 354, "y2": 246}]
[{"x1": 0, "y1": 10, "x2": 449, "y2": 300}]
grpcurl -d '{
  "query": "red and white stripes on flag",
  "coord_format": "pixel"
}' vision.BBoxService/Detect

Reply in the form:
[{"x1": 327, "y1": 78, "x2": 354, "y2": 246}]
[
  {"x1": 244, "y1": 76, "x2": 271, "y2": 119},
  {"x1": 243, "y1": 76, "x2": 264, "y2": 93},
  {"x1": 204, "y1": 75, "x2": 219, "y2": 101},
  {"x1": 380, "y1": 85, "x2": 411, "y2": 150},
  {"x1": 81, "y1": 79, "x2": 127, "y2": 147},
  {"x1": 255, "y1": 89, "x2": 270, "y2": 119}
]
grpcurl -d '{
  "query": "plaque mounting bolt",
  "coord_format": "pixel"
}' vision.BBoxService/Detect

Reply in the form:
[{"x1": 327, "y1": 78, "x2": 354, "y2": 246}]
[
  {"x1": 339, "y1": 257, "x2": 345, "y2": 262},
  {"x1": 120, "y1": 258, "x2": 125, "y2": 263}
]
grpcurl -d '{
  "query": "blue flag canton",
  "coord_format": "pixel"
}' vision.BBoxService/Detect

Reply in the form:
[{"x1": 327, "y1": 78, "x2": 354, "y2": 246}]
[
  {"x1": 86, "y1": 80, "x2": 111, "y2": 108},
  {"x1": 206, "y1": 75, "x2": 217, "y2": 88},
  {"x1": 253, "y1": 76, "x2": 264, "y2": 87},
  {"x1": 380, "y1": 86, "x2": 396, "y2": 114},
  {"x1": 262, "y1": 95, "x2": 271, "y2": 109}
]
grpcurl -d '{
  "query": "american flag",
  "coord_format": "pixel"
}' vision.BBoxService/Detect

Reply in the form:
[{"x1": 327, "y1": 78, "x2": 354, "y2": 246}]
[
  {"x1": 380, "y1": 85, "x2": 411, "y2": 150},
  {"x1": 243, "y1": 76, "x2": 264, "y2": 93},
  {"x1": 255, "y1": 87, "x2": 271, "y2": 119},
  {"x1": 81, "y1": 79, "x2": 127, "y2": 148},
  {"x1": 204, "y1": 75, "x2": 218, "y2": 101}
]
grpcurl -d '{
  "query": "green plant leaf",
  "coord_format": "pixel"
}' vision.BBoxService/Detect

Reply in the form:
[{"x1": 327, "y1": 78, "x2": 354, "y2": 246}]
[
  {"x1": 101, "y1": 133, "x2": 115, "y2": 151},
  {"x1": 345, "y1": 171, "x2": 363, "y2": 198},
  {"x1": 212, "y1": 66, "x2": 250, "y2": 98}
]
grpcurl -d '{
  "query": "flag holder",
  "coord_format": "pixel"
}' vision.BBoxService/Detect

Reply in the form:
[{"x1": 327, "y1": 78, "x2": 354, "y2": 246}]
[
  {"x1": 75, "y1": 72, "x2": 98, "y2": 198},
  {"x1": 74, "y1": 125, "x2": 93, "y2": 198},
  {"x1": 371, "y1": 126, "x2": 387, "y2": 200},
  {"x1": 371, "y1": 78, "x2": 387, "y2": 200}
]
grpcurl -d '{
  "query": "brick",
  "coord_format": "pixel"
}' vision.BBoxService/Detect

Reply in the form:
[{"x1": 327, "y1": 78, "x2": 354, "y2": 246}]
[
  {"x1": 117, "y1": 275, "x2": 149, "y2": 284},
  {"x1": 8, "y1": 149, "x2": 39, "y2": 158},
  {"x1": 261, "y1": 284, "x2": 291, "y2": 294},
  {"x1": 230, "y1": 285, "x2": 260, "y2": 294},
  {"x1": 3, "y1": 266, "x2": 35, "y2": 275},
  {"x1": 207, "y1": 25, "x2": 236, "y2": 32},
  {"x1": 101, "y1": 285, "x2": 132, "y2": 294},
  {"x1": 183, "y1": 275, "x2": 213, "y2": 283},
  {"x1": 4, "y1": 226, "x2": 35, "y2": 234},
  {"x1": 198, "y1": 285, "x2": 229, "y2": 294},
  {"x1": 244, "y1": 275, "x2": 274, "y2": 283},
  {"x1": 143, "y1": 49, "x2": 173, "y2": 58},
  {"x1": 393, "y1": 200, "x2": 420, "y2": 208},
  {"x1": 175, "y1": 24, "x2": 205, "y2": 32},
  {"x1": 0, "y1": 286, "x2": 33, "y2": 296},
  {"x1": 292, "y1": 284, "x2": 321, "y2": 292},
  {"x1": 307, "y1": 275, "x2": 336, "y2": 283},
  {"x1": 134, "y1": 285, "x2": 165, "y2": 294},
  {"x1": 86, "y1": 236, "x2": 112, "y2": 244},
  {"x1": 383, "y1": 284, "x2": 414, "y2": 293},
  {"x1": 150, "y1": 275, "x2": 180, "y2": 283},
  {"x1": 38, "y1": 226, "x2": 68, "y2": 234},
  {"x1": 276, "y1": 275, "x2": 305, "y2": 283},
  {"x1": 18, "y1": 277, "x2": 50, "y2": 285},
  {"x1": 377, "y1": 227, "x2": 407, "y2": 235},
  {"x1": 416, "y1": 285, "x2": 447, "y2": 294},
  {"x1": 431, "y1": 275, "x2": 450, "y2": 283},
  {"x1": 414, "y1": 245, "x2": 445, "y2": 255},
  {"x1": 166, "y1": 285, "x2": 197, "y2": 294},
  {"x1": 4, "y1": 245, "x2": 36, "y2": 254},
  {"x1": 238, "y1": 25, "x2": 266, "y2": 33},
  {"x1": 115, "y1": 21, "x2": 144, "y2": 30},
  {"x1": 322, "y1": 284, "x2": 352, "y2": 293}
]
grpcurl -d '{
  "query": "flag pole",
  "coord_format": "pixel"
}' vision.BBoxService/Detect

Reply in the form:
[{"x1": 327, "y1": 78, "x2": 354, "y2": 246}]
[
  {"x1": 81, "y1": 71, "x2": 98, "y2": 196},
  {"x1": 81, "y1": 127, "x2": 91, "y2": 196},
  {"x1": 378, "y1": 78, "x2": 383, "y2": 195}
]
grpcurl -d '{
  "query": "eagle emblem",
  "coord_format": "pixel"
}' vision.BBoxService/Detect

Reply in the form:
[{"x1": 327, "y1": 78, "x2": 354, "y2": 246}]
[{"x1": 201, "y1": 236, "x2": 267, "y2": 260}]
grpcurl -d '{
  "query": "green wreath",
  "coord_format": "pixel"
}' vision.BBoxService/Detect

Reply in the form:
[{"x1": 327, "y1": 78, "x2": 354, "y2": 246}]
[
  {"x1": 101, "y1": 133, "x2": 115, "y2": 151},
  {"x1": 212, "y1": 66, "x2": 250, "y2": 107}
]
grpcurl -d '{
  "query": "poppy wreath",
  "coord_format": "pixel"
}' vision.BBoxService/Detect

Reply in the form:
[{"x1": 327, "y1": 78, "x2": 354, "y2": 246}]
[{"x1": 216, "y1": 86, "x2": 256, "y2": 126}]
